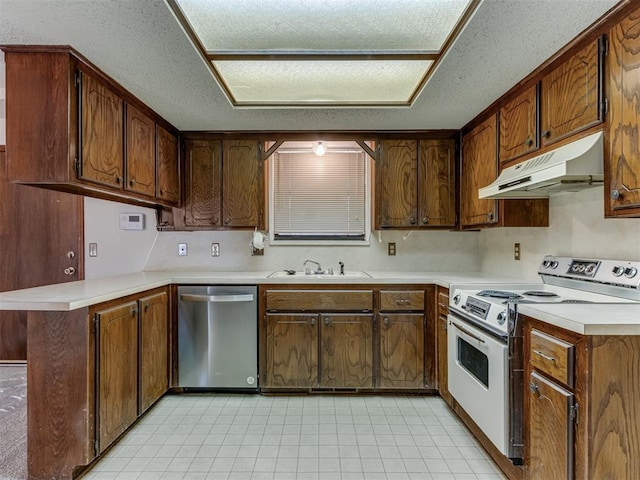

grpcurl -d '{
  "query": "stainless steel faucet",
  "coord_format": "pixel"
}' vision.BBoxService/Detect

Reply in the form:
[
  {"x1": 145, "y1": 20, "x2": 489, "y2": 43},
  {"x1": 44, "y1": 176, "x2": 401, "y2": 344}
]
[{"x1": 303, "y1": 259, "x2": 323, "y2": 274}]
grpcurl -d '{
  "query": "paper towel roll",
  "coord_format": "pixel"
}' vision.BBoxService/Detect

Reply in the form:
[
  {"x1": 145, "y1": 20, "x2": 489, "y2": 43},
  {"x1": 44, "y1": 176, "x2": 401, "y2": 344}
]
[{"x1": 252, "y1": 231, "x2": 264, "y2": 250}]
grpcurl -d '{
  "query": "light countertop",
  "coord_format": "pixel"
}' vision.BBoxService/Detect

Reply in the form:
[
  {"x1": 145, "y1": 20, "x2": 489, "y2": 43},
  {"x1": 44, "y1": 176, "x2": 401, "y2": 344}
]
[{"x1": 1, "y1": 270, "x2": 639, "y2": 336}]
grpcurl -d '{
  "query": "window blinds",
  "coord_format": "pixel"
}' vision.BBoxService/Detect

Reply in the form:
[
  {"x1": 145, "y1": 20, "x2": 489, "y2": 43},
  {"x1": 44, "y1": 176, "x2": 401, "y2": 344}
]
[{"x1": 272, "y1": 150, "x2": 367, "y2": 239}]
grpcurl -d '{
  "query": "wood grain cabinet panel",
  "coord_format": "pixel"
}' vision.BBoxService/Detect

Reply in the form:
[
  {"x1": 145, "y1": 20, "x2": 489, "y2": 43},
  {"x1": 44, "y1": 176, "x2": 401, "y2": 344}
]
[
  {"x1": 266, "y1": 290, "x2": 373, "y2": 312},
  {"x1": 125, "y1": 103, "x2": 155, "y2": 197},
  {"x1": 377, "y1": 139, "x2": 456, "y2": 229},
  {"x1": 320, "y1": 314, "x2": 373, "y2": 388},
  {"x1": 606, "y1": 6, "x2": 640, "y2": 217},
  {"x1": 527, "y1": 371, "x2": 574, "y2": 480},
  {"x1": 529, "y1": 329, "x2": 574, "y2": 387},
  {"x1": 222, "y1": 139, "x2": 263, "y2": 228},
  {"x1": 97, "y1": 301, "x2": 139, "y2": 453},
  {"x1": 138, "y1": 291, "x2": 169, "y2": 414},
  {"x1": 265, "y1": 314, "x2": 319, "y2": 388},
  {"x1": 377, "y1": 140, "x2": 418, "y2": 227},
  {"x1": 378, "y1": 313, "x2": 425, "y2": 389},
  {"x1": 79, "y1": 70, "x2": 124, "y2": 189},
  {"x1": 540, "y1": 39, "x2": 601, "y2": 146},
  {"x1": 183, "y1": 139, "x2": 221, "y2": 227},
  {"x1": 156, "y1": 126, "x2": 180, "y2": 204},
  {"x1": 418, "y1": 139, "x2": 456, "y2": 226},
  {"x1": 436, "y1": 287, "x2": 451, "y2": 405},
  {"x1": 499, "y1": 85, "x2": 538, "y2": 164},
  {"x1": 379, "y1": 290, "x2": 424, "y2": 311},
  {"x1": 461, "y1": 115, "x2": 499, "y2": 228}
]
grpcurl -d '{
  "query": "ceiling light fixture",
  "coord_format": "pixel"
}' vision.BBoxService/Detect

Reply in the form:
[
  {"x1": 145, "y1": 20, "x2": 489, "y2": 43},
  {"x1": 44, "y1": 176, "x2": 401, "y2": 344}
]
[{"x1": 312, "y1": 141, "x2": 327, "y2": 156}]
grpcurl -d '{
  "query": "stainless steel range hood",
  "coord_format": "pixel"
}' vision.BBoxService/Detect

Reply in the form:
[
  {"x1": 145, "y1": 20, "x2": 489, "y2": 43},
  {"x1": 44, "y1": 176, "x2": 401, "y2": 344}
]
[{"x1": 478, "y1": 131, "x2": 604, "y2": 199}]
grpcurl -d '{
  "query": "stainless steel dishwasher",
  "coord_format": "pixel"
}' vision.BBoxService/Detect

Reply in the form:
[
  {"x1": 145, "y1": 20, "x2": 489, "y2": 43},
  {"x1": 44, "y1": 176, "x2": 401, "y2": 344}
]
[{"x1": 178, "y1": 285, "x2": 258, "y2": 391}]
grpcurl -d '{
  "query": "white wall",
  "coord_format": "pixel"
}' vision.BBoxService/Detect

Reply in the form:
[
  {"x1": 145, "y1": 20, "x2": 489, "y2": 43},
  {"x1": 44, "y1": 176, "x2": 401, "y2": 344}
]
[
  {"x1": 83, "y1": 197, "x2": 158, "y2": 279},
  {"x1": 143, "y1": 229, "x2": 481, "y2": 273},
  {"x1": 479, "y1": 187, "x2": 640, "y2": 281}
]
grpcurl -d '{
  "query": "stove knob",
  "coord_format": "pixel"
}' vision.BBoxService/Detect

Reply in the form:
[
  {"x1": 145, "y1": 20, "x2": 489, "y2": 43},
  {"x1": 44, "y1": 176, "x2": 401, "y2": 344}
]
[
  {"x1": 550, "y1": 261, "x2": 559, "y2": 269},
  {"x1": 497, "y1": 311, "x2": 507, "y2": 325},
  {"x1": 542, "y1": 260, "x2": 551, "y2": 268},
  {"x1": 453, "y1": 294, "x2": 461, "y2": 305},
  {"x1": 624, "y1": 267, "x2": 638, "y2": 278},
  {"x1": 612, "y1": 265, "x2": 625, "y2": 277}
]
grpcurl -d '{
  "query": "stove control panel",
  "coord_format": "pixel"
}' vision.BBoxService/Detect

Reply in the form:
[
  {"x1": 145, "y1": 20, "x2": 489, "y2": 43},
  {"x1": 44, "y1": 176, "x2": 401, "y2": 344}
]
[{"x1": 539, "y1": 256, "x2": 640, "y2": 289}]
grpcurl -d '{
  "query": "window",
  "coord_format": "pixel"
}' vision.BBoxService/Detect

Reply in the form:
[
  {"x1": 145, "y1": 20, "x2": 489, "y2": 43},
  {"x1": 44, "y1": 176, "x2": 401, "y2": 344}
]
[{"x1": 269, "y1": 142, "x2": 371, "y2": 244}]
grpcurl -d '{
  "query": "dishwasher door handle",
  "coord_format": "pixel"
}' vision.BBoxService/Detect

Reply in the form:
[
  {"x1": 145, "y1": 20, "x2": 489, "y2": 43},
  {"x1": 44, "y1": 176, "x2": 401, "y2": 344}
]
[{"x1": 180, "y1": 293, "x2": 255, "y2": 303}]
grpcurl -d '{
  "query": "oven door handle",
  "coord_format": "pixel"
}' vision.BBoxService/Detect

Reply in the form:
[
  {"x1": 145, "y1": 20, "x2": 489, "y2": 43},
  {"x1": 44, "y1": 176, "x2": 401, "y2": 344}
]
[{"x1": 450, "y1": 320, "x2": 485, "y2": 344}]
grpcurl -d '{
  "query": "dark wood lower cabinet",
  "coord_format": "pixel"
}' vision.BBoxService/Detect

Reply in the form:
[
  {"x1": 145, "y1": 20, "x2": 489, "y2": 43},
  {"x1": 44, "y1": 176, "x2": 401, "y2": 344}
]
[
  {"x1": 320, "y1": 314, "x2": 373, "y2": 388},
  {"x1": 378, "y1": 313, "x2": 425, "y2": 389},
  {"x1": 97, "y1": 301, "x2": 139, "y2": 453},
  {"x1": 139, "y1": 291, "x2": 169, "y2": 414},
  {"x1": 265, "y1": 313, "x2": 319, "y2": 388}
]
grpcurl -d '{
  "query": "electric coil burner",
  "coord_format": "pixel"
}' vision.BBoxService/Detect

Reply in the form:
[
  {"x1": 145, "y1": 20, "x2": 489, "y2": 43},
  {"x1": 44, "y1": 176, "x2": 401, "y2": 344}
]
[{"x1": 447, "y1": 255, "x2": 640, "y2": 465}]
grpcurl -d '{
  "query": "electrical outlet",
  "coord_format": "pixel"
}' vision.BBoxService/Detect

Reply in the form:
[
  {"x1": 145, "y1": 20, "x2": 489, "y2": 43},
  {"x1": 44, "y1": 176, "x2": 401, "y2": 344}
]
[
  {"x1": 178, "y1": 243, "x2": 188, "y2": 256},
  {"x1": 514, "y1": 242, "x2": 521, "y2": 261},
  {"x1": 388, "y1": 242, "x2": 396, "y2": 256},
  {"x1": 211, "y1": 243, "x2": 220, "y2": 257}
]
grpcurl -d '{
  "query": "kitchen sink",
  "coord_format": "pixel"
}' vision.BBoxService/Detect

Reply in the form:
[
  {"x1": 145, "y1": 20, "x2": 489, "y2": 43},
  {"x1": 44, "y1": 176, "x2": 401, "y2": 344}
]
[{"x1": 268, "y1": 271, "x2": 371, "y2": 279}]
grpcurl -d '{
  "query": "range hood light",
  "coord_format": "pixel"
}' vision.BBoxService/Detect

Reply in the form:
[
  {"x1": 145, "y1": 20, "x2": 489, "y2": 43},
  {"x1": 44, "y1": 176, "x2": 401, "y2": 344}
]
[{"x1": 312, "y1": 141, "x2": 328, "y2": 156}]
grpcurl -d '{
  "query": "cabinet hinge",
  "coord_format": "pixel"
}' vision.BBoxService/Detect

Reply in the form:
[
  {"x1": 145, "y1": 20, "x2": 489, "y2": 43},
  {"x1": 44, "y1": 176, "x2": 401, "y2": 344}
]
[
  {"x1": 75, "y1": 157, "x2": 81, "y2": 177},
  {"x1": 74, "y1": 70, "x2": 81, "y2": 87},
  {"x1": 92, "y1": 313, "x2": 98, "y2": 334},
  {"x1": 600, "y1": 35, "x2": 608, "y2": 57},
  {"x1": 94, "y1": 439, "x2": 99, "y2": 457},
  {"x1": 570, "y1": 402, "x2": 579, "y2": 425},
  {"x1": 602, "y1": 97, "x2": 609, "y2": 117}
]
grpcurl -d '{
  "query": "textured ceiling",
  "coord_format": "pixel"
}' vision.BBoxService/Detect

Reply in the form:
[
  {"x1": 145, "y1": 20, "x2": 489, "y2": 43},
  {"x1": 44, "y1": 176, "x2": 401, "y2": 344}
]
[{"x1": 0, "y1": 0, "x2": 620, "y2": 131}]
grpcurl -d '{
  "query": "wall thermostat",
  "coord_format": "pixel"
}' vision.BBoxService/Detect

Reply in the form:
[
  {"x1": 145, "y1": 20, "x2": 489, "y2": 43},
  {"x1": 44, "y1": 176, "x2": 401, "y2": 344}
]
[{"x1": 119, "y1": 213, "x2": 145, "y2": 230}]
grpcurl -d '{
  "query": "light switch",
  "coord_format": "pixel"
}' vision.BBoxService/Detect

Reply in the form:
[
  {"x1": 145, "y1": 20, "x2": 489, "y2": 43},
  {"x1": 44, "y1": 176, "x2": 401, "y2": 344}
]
[{"x1": 89, "y1": 243, "x2": 98, "y2": 257}]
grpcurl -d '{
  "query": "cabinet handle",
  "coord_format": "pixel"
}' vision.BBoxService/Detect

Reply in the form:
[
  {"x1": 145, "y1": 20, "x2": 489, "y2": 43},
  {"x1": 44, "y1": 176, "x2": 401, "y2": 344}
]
[
  {"x1": 324, "y1": 317, "x2": 331, "y2": 326},
  {"x1": 383, "y1": 317, "x2": 390, "y2": 326},
  {"x1": 422, "y1": 217, "x2": 429, "y2": 224},
  {"x1": 63, "y1": 267, "x2": 76, "y2": 275},
  {"x1": 130, "y1": 179, "x2": 136, "y2": 186},
  {"x1": 66, "y1": 251, "x2": 76, "y2": 259},
  {"x1": 611, "y1": 189, "x2": 621, "y2": 200},
  {"x1": 533, "y1": 349, "x2": 556, "y2": 363},
  {"x1": 130, "y1": 308, "x2": 138, "y2": 317},
  {"x1": 160, "y1": 189, "x2": 165, "y2": 196},
  {"x1": 224, "y1": 217, "x2": 231, "y2": 224},
  {"x1": 144, "y1": 303, "x2": 149, "y2": 313},
  {"x1": 529, "y1": 381, "x2": 540, "y2": 396},
  {"x1": 542, "y1": 130, "x2": 551, "y2": 139},
  {"x1": 310, "y1": 318, "x2": 316, "y2": 326},
  {"x1": 526, "y1": 138, "x2": 534, "y2": 146},
  {"x1": 437, "y1": 303, "x2": 447, "y2": 309},
  {"x1": 487, "y1": 212, "x2": 494, "y2": 221},
  {"x1": 409, "y1": 216, "x2": 416, "y2": 225},
  {"x1": 115, "y1": 175, "x2": 122, "y2": 184}
]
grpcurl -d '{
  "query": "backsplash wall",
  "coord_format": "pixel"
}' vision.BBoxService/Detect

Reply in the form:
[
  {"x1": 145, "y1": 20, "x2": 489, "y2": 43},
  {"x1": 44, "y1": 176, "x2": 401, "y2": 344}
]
[{"x1": 479, "y1": 187, "x2": 640, "y2": 281}]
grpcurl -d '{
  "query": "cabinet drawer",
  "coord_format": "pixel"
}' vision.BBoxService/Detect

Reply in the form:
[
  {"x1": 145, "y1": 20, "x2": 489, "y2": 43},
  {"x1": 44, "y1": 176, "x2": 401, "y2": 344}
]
[
  {"x1": 265, "y1": 290, "x2": 373, "y2": 312},
  {"x1": 379, "y1": 290, "x2": 425, "y2": 311},
  {"x1": 530, "y1": 329, "x2": 574, "y2": 387},
  {"x1": 437, "y1": 290, "x2": 449, "y2": 316}
]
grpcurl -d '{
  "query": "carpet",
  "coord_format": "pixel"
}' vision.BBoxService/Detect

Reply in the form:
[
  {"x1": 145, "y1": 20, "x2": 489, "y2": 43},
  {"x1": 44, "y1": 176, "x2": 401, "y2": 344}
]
[{"x1": 0, "y1": 364, "x2": 27, "y2": 480}]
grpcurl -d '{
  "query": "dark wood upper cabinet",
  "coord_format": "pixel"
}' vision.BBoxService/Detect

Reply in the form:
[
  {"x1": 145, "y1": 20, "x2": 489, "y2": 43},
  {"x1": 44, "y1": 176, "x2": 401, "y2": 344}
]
[
  {"x1": 499, "y1": 84, "x2": 539, "y2": 164},
  {"x1": 79, "y1": 70, "x2": 124, "y2": 189},
  {"x1": 125, "y1": 103, "x2": 156, "y2": 197},
  {"x1": 377, "y1": 140, "x2": 418, "y2": 227},
  {"x1": 540, "y1": 40, "x2": 602, "y2": 147},
  {"x1": 460, "y1": 115, "x2": 499, "y2": 228},
  {"x1": 183, "y1": 139, "x2": 222, "y2": 227},
  {"x1": 3, "y1": 46, "x2": 179, "y2": 208},
  {"x1": 606, "y1": 5, "x2": 640, "y2": 217},
  {"x1": 377, "y1": 138, "x2": 456, "y2": 229},
  {"x1": 157, "y1": 126, "x2": 180, "y2": 204},
  {"x1": 222, "y1": 140, "x2": 264, "y2": 228},
  {"x1": 419, "y1": 139, "x2": 456, "y2": 227}
]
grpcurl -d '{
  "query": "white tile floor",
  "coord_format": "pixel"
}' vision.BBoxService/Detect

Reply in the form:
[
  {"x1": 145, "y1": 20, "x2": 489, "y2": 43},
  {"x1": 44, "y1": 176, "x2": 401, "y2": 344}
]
[{"x1": 81, "y1": 395, "x2": 508, "y2": 480}]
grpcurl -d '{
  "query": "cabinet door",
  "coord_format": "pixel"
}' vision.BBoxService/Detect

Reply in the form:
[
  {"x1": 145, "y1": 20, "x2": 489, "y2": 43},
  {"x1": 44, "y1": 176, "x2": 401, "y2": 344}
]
[
  {"x1": 139, "y1": 291, "x2": 168, "y2": 414},
  {"x1": 265, "y1": 314, "x2": 318, "y2": 388},
  {"x1": 79, "y1": 70, "x2": 124, "y2": 188},
  {"x1": 379, "y1": 313, "x2": 425, "y2": 388},
  {"x1": 97, "y1": 301, "x2": 138, "y2": 452},
  {"x1": 377, "y1": 140, "x2": 418, "y2": 228},
  {"x1": 184, "y1": 139, "x2": 221, "y2": 227},
  {"x1": 125, "y1": 103, "x2": 155, "y2": 197},
  {"x1": 460, "y1": 115, "x2": 499, "y2": 228},
  {"x1": 156, "y1": 126, "x2": 180, "y2": 205},
  {"x1": 418, "y1": 139, "x2": 456, "y2": 227},
  {"x1": 499, "y1": 85, "x2": 538, "y2": 164},
  {"x1": 320, "y1": 314, "x2": 373, "y2": 388},
  {"x1": 222, "y1": 140, "x2": 263, "y2": 227},
  {"x1": 541, "y1": 40, "x2": 601, "y2": 146},
  {"x1": 436, "y1": 314, "x2": 451, "y2": 405},
  {"x1": 607, "y1": 7, "x2": 640, "y2": 215}
]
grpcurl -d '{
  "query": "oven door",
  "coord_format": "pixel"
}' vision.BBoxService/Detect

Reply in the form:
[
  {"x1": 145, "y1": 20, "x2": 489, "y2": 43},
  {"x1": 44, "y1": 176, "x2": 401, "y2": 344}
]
[{"x1": 448, "y1": 314, "x2": 509, "y2": 455}]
